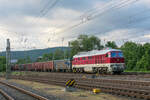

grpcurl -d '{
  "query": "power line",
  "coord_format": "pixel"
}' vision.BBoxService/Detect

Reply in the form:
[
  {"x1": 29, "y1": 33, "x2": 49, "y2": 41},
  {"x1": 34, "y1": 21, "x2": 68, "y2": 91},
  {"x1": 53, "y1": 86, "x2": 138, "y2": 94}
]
[
  {"x1": 94, "y1": 8, "x2": 150, "y2": 35},
  {"x1": 45, "y1": 0, "x2": 140, "y2": 47},
  {"x1": 45, "y1": 0, "x2": 140, "y2": 46},
  {"x1": 93, "y1": 0, "x2": 139, "y2": 18},
  {"x1": 31, "y1": 0, "x2": 59, "y2": 25},
  {"x1": 80, "y1": 0, "x2": 114, "y2": 19},
  {"x1": 55, "y1": 0, "x2": 117, "y2": 30},
  {"x1": 53, "y1": 0, "x2": 140, "y2": 35},
  {"x1": 40, "y1": 0, "x2": 59, "y2": 17}
]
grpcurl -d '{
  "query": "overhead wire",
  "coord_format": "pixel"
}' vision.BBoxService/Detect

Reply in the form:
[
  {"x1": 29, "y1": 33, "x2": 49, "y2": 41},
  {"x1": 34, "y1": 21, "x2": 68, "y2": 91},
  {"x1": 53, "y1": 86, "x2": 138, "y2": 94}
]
[
  {"x1": 96, "y1": 8, "x2": 150, "y2": 44},
  {"x1": 46, "y1": 0, "x2": 125, "y2": 41},
  {"x1": 55, "y1": 0, "x2": 117, "y2": 30},
  {"x1": 24, "y1": 0, "x2": 60, "y2": 50},
  {"x1": 53, "y1": 0, "x2": 140, "y2": 36},
  {"x1": 30, "y1": 0, "x2": 59, "y2": 25},
  {"x1": 95, "y1": 8, "x2": 150, "y2": 34},
  {"x1": 0, "y1": 0, "x2": 59, "y2": 51},
  {"x1": 40, "y1": 0, "x2": 59, "y2": 17},
  {"x1": 45, "y1": 0, "x2": 141, "y2": 48}
]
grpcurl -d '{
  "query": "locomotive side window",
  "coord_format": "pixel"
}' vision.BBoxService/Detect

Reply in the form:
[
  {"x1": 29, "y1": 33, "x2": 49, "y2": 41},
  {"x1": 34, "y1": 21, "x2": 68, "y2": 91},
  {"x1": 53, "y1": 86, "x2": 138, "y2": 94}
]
[
  {"x1": 82, "y1": 57, "x2": 86, "y2": 60},
  {"x1": 88, "y1": 56, "x2": 92, "y2": 59}
]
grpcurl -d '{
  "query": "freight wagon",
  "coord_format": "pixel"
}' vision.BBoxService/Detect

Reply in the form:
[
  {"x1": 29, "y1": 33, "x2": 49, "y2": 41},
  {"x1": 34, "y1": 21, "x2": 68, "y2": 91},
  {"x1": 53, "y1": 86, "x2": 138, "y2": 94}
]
[{"x1": 53, "y1": 60, "x2": 71, "y2": 72}]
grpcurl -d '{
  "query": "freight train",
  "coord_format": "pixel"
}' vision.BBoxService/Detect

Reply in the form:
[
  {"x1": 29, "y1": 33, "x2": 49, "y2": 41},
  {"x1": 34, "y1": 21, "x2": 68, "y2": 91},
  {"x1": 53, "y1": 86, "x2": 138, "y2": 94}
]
[{"x1": 11, "y1": 48, "x2": 125, "y2": 74}]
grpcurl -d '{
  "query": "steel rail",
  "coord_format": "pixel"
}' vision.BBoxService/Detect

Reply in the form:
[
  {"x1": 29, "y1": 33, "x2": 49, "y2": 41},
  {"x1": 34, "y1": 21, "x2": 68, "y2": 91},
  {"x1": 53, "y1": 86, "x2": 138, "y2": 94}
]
[
  {"x1": 0, "y1": 81, "x2": 49, "y2": 100},
  {"x1": 9, "y1": 75, "x2": 150, "y2": 100},
  {"x1": 0, "y1": 89, "x2": 14, "y2": 100}
]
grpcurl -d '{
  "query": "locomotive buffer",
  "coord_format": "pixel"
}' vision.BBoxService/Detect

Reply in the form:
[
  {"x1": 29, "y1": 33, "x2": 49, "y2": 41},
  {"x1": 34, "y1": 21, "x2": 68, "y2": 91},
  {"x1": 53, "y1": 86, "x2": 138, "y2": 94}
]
[{"x1": 65, "y1": 79, "x2": 76, "y2": 92}]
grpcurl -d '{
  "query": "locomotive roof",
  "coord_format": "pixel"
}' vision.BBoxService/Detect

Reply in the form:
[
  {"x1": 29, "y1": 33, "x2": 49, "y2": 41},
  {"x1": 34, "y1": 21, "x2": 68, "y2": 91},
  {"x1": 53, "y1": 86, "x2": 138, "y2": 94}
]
[{"x1": 73, "y1": 49, "x2": 121, "y2": 58}]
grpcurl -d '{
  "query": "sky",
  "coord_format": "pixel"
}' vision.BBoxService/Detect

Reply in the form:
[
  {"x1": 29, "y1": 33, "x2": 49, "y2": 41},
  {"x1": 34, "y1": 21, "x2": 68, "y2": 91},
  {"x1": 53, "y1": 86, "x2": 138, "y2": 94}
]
[{"x1": 0, "y1": 0, "x2": 150, "y2": 51}]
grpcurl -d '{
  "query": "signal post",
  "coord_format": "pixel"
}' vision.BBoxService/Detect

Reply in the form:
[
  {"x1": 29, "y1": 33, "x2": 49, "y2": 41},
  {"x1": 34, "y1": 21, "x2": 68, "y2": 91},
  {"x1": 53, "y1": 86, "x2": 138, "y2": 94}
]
[{"x1": 6, "y1": 39, "x2": 11, "y2": 79}]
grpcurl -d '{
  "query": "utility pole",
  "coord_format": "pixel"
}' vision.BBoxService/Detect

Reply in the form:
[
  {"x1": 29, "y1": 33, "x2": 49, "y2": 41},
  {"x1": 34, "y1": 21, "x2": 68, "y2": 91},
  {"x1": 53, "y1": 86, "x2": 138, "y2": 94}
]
[
  {"x1": 62, "y1": 38, "x2": 65, "y2": 59},
  {"x1": 68, "y1": 42, "x2": 71, "y2": 60},
  {"x1": 6, "y1": 39, "x2": 11, "y2": 79},
  {"x1": 103, "y1": 38, "x2": 106, "y2": 48}
]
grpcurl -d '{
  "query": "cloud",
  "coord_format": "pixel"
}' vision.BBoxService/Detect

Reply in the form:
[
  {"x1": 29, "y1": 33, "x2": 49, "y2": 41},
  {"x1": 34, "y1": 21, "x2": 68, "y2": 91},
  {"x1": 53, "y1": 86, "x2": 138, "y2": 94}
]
[{"x1": 0, "y1": 0, "x2": 150, "y2": 51}]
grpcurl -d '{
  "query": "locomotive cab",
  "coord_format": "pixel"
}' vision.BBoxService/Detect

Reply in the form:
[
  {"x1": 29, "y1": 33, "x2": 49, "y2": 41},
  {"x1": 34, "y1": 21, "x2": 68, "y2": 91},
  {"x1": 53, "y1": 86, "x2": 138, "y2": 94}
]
[{"x1": 107, "y1": 51, "x2": 125, "y2": 74}]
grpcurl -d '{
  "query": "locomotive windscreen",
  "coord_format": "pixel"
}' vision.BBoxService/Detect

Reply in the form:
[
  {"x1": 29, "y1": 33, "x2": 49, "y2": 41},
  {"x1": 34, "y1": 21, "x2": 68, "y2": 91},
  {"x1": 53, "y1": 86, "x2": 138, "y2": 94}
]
[
  {"x1": 118, "y1": 52, "x2": 123, "y2": 57},
  {"x1": 111, "y1": 52, "x2": 123, "y2": 58}
]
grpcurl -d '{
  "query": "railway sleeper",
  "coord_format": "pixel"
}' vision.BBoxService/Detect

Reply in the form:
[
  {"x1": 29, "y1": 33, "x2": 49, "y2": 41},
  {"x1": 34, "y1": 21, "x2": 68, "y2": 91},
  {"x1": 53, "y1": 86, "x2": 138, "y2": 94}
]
[{"x1": 144, "y1": 94, "x2": 150, "y2": 100}]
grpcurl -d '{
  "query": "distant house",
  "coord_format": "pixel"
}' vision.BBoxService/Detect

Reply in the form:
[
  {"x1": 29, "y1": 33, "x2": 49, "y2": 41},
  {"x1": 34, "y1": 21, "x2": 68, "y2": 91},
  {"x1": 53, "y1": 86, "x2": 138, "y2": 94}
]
[{"x1": 11, "y1": 59, "x2": 18, "y2": 64}]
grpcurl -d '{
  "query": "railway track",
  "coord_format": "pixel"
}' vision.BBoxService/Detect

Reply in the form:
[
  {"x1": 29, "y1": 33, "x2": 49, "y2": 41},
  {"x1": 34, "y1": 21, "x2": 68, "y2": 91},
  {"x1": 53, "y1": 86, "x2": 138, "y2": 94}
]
[
  {"x1": 9, "y1": 75, "x2": 150, "y2": 100},
  {"x1": 1, "y1": 71, "x2": 150, "y2": 81},
  {"x1": 25, "y1": 71, "x2": 150, "y2": 80},
  {"x1": 0, "y1": 80, "x2": 49, "y2": 100},
  {"x1": 0, "y1": 89, "x2": 14, "y2": 100}
]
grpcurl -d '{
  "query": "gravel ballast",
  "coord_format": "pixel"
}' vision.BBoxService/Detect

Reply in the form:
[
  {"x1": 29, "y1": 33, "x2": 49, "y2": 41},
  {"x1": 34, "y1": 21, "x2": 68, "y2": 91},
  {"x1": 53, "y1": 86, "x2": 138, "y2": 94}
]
[
  {"x1": 0, "y1": 93, "x2": 6, "y2": 100},
  {"x1": 1, "y1": 79, "x2": 63, "y2": 100}
]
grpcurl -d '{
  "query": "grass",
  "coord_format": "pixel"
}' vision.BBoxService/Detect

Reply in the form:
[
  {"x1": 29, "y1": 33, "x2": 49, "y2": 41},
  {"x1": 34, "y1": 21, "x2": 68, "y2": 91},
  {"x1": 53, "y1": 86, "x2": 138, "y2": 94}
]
[
  {"x1": 0, "y1": 72, "x2": 5, "y2": 76},
  {"x1": 124, "y1": 70, "x2": 150, "y2": 73},
  {"x1": 0, "y1": 71, "x2": 27, "y2": 76},
  {"x1": 11, "y1": 71, "x2": 27, "y2": 76}
]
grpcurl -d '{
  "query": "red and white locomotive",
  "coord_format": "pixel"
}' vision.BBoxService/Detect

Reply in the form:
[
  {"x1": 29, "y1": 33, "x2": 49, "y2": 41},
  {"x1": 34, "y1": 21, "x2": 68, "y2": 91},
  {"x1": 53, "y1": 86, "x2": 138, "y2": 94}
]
[{"x1": 72, "y1": 49, "x2": 125, "y2": 74}]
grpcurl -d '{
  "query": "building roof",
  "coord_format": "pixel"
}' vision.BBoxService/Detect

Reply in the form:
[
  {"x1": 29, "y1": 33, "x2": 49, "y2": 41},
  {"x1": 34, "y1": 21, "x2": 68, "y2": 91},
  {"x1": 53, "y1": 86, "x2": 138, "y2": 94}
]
[{"x1": 73, "y1": 49, "x2": 121, "y2": 58}]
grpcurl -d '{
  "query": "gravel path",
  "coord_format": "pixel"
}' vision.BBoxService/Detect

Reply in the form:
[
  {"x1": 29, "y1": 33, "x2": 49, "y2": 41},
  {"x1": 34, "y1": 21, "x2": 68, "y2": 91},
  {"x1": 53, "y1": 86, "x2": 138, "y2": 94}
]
[
  {"x1": 2, "y1": 80, "x2": 63, "y2": 100},
  {"x1": 8, "y1": 79, "x2": 137, "y2": 100}
]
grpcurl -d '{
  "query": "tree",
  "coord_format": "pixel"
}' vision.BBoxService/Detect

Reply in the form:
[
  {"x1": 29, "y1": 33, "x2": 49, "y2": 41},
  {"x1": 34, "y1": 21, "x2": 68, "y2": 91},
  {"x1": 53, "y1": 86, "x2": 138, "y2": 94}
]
[
  {"x1": 53, "y1": 49, "x2": 64, "y2": 60},
  {"x1": 136, "y1": 43, "x2": 150, "y2": 71},
  {"x1": 42, "y1": 53, "x2": 53, "y2": 61},
  {"x1": 120, "y1": 42, "x2": 144, "y2": 70},
  {"x1": 64, "y1": 49, "x2": 71, "y2": 59},
  {"x1": 17, "y1": 56, "x2": 32, "y2": 64},
  {"x1": 143, "y1": 43, "x2": 150, "y2": 52},
  {"x1": 26, "y1": 56, "x2": 31, "y2": 63},
  {"x1": 0, "y1": 56, "x2": 6, "y2": 72},
  {"x1": 121, "y1": 42, "x2": 140, "y2": 70},
  {"x1": 70, "y1": 40, "x2": 80, "y2": 57},
  {"x1": 136, "y1": 49, "x2": 150, "y2": 71},
  {"x1": 17, "y1": 58, "x2": 26, "y2": 64},
  {"x1": 105, "y1": 41, "x2": 118, "y2": 49},
  {"x1": 69, "y1": 35, "x2": 103, "y2": 57}
]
